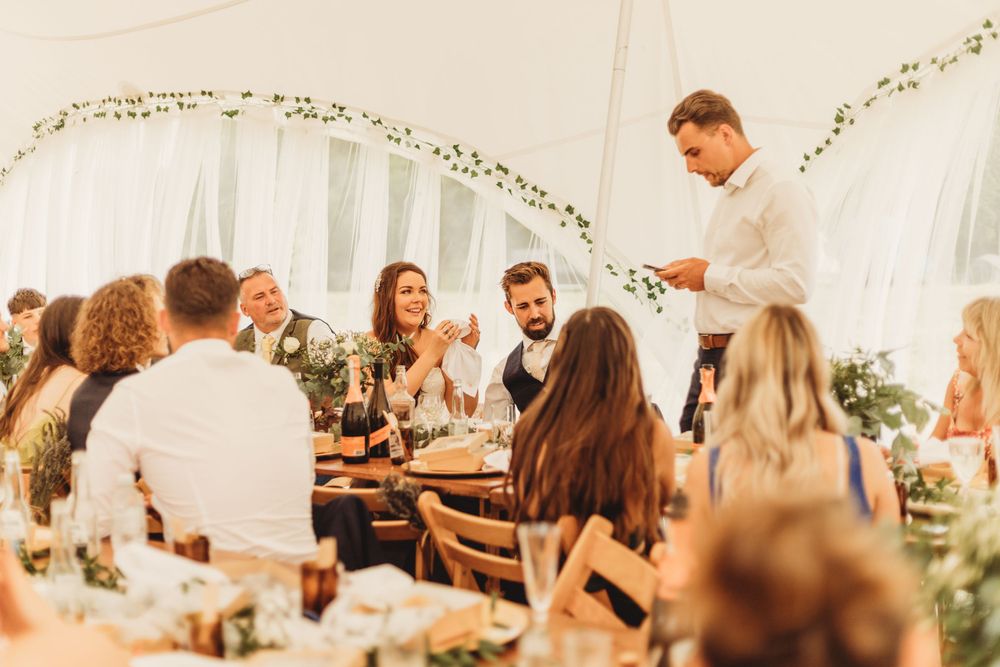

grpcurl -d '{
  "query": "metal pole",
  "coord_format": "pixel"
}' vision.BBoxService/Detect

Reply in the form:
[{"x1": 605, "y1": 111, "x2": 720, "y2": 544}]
[{"x1": 585, "y1": 0, "x2": 635, "y2": 307}]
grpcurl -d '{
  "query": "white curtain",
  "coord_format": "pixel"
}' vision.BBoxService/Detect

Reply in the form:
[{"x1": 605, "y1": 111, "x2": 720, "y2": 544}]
[{"x1": 805, "y1": 45, "x2": 1000, "y2": 404}]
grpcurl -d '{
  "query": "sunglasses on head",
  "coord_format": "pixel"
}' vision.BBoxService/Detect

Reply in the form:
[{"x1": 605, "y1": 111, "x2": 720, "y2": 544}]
[{"x1": 238, "y1": 264, "x2": 273, "y2": 281}]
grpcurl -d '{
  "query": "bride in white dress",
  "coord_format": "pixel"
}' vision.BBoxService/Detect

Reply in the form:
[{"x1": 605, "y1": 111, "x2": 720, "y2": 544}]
[{"x1": 366, "y1": 262, "x2": 482, "y2": 417}]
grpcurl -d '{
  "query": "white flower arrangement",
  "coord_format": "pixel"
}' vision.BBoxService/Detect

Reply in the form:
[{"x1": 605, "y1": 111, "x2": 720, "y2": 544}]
[{"x1": 281, "y1": 337, "x2": 300, "y2": 354}]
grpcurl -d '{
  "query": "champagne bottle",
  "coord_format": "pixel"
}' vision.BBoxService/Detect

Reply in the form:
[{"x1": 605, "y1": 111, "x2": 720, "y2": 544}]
[
  {"x1": 390, "y1": 365, "x2": 415, "y2": 458},
  {"x1": 367, "y1": 360, "x2": 391, "y2": 458},
  {"x1": 341, "y1": 355, "x2": 370, "y2": 464},
  {"x1": 692, "y1": 364, "x2": 716, "y2": 447}
]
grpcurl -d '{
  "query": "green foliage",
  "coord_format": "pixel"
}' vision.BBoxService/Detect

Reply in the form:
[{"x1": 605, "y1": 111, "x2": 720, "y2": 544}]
[
  {"x1": 829, "y1": 349, "x2": 941, "y2": 498},
  {"x1": 3, "y1": 91, "x2": 670, "y2": 316},
  {"x1": 378, "y1": 473, "x2": 425, "y2": 530},
  {"x1": 0, "y1": 327, "x2": 28, "y2": 390},
  {"x1": 293, "y1": 332, "x2": 410, "y2": 408},
  {"x1": 28, "y1": 412, "x2": 71, "y2": 524},
  {"x1": 428, "y1": 639, "x2": 504, "y2": 666},
  {"x1": 924, "y1": 498, "x2": 1000, "y2": 666},
  {"x1": 802, "y1": 15, "x2": 999, "y2": 172}
]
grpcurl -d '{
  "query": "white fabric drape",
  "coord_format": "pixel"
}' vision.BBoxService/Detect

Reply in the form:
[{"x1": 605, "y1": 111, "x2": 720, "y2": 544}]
[{"x1": 805, "y1": 45, "x2": 1000, "y2": 402}]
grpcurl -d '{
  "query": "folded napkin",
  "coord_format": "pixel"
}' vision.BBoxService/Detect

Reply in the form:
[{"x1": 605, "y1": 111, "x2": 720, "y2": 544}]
[
  {"x1": 483, "y1": 448, "x2": 511, "y2": 473},
  {"x1": 441, "y1": 340, "x2": 482, "y2": 397}
]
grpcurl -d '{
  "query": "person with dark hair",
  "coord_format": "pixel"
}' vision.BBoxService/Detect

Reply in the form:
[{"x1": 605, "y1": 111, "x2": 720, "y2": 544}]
[
  {"x1": 484, "y1": 261, "x2": 560, "y2": 416},
  {"x1": 4, "y1": 287, "x2": 47, "y2": 352},
  {"x1": 86, "y1": 257, "x2": 381, "y2": 565},
  {"x1": 657, "y1": 89, "x2": 818, "y2": 434},
  {"x1": 67, "y1": 279, "x2": 161, "y2": 452},
  {"x1": 508, "y1": 306, "x2": 674, "y2": 625},
  {"x1": 0, "y1": 296, "x2": 85, "y2": 463},
  {"x1": 234, "y1": 264, "x2": 332, "y2": 374},
  {"x1": 367, "y1": 261, "x2": 480, "y2": 415}
]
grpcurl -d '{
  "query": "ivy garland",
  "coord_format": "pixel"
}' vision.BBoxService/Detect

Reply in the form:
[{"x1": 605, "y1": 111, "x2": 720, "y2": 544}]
[
  {"x1": 1, "y1": 90, "x2": 669, "y2": 314},
  {"x1": 802, "y1": 17, "x2": 999, "y2": 172}
]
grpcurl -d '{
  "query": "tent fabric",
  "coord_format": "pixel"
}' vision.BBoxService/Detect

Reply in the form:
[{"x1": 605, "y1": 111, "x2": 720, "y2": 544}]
[{"x1": 0, "y1": 0, "x2": 999, "y2": 418}]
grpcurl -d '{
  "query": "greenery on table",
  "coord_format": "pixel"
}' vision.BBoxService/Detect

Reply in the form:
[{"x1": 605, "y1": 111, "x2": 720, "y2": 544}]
[
  {"x1": 17, "y1": 543, "x2": 123, "y2": 591},
  {"x1": 0, "y1": 327, "x2": 28, "y2": 390},
  {"x1": 378, "y1": 473, "x2": 425, "y2": 531},
  {"x1": 802, "y1": 18, "x2": 999, "y2": 172},
  {"x1": 829, "y1": 349, "x2": 948, "y2": 501},
  {"x1": 28, "y1": 412, "x2": 71, "y2": 524},
  {"x1": 428, "y1": 639, "x2": 505, "y2": 666},
  {"x1": 924, "y1": 496, "x2": 1000, "y2": 666},
  {"x1": 293, "y1": 332, "x2": 410, "y2": 409}
]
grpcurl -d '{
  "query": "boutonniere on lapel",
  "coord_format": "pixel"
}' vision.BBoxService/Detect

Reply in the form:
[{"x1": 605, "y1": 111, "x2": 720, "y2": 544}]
[{"x1": 274, "y1": 336, "x2": 301, "y2": 365}]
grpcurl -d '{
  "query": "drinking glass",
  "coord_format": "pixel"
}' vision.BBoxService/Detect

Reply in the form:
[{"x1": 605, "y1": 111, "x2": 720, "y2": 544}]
[
  {"x1": 517, "y1": 522, "x2": 561, "y2": 626},
  {"x1": 948, "y1": 436, "x2": 985, "y2": 491},
  {"x1": 489, "y1": 403, "x2": 516, "y2": 448}
]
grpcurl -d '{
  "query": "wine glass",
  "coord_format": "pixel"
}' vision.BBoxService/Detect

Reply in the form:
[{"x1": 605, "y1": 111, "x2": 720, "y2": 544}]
[
  {"x1": 948, "y1": 436, "x2": 985, "y2": 492},
  {"x1": 517, "y1": 522, "x2": 561, "y2": 626}
]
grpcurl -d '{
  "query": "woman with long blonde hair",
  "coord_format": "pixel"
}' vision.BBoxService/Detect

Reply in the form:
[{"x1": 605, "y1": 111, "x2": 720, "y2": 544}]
[
  {"x1": 686, "y1": 305, "x2": 899, "y2": 531},
  {"x1": 931, "y1": 297, "x2": 1000, "y2": 446}
]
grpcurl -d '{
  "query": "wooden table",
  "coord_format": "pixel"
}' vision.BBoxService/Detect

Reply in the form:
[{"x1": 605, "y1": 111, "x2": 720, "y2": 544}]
[{"x1": 315, "y1": 457, "x2": 510, "y2": 502}]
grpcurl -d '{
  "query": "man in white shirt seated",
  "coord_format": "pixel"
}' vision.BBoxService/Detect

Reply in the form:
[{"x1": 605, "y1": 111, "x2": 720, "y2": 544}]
[
  {"x1": 87, "y1": 257, "x2": 350, "y2": 564},
  {"x1": 656, "y1": 89, "x2": 818, "y2": 432},
  {"x1": 484, "y1": 262, "x2": 561, "y2": 417},
  {"x1": 234, "y1": 264, "x2": 334, "y2": 373}
]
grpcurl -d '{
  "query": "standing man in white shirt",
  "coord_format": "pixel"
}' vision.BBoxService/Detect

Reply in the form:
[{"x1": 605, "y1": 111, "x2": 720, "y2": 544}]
[
  {"x1": 234, "y1": 264, "x2": 334, "y2": 373},
  {"x1": 87, "y1": 257, "x2": 319, "y2": 563},
  {"x1": 657, "y1": 90, "x2": 818, "y2": 432},
  {"x1": 484, "y1": 262, "x2": 561, "y2": 417}
]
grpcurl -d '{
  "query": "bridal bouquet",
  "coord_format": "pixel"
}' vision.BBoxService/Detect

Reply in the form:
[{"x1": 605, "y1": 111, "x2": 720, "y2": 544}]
[{"x1": 292, "y1": 332, "x2": 410, "y2": 408}]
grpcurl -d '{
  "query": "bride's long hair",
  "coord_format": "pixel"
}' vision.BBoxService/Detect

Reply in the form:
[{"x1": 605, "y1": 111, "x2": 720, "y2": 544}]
[
  {"x1": 713, "y1": 305, "x2": 846, "y2": 503},
  {"x1": 371, "y1": 262, "x2": 433, "y2": 369}
]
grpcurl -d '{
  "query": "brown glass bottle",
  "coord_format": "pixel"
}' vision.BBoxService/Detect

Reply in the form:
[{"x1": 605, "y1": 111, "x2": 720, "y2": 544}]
[{"x1": 692, "y1": 364, "x2": 716, "y2": 446}]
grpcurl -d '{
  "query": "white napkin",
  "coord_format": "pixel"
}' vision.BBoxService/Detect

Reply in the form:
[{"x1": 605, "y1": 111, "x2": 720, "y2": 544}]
[
  {"x1": 320, "y1": 564, "x2": 484, "y2": 650},
  {"x1": 917, "y1": 437, "x2": 950, "y2": 466},
  {"x1": 441, "y1": 340, "x2": 482, "y2": 397},
  {"x1": 115, "y1": 543, "x2": 230, "y2": 589},
  {"x1": 483, "y1": 448, "x2": 511, "y2": 472}
]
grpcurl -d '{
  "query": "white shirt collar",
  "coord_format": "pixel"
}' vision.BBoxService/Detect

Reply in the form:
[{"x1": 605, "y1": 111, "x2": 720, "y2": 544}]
[
  {"x1": 172, "y1": 338, "x2": 235, "y2": 358},
  {"x1": 521, "y1": 317, "x2": 562, "y2": 350},
  {"x1": 723, "y1": 148, "x2": 765, "y2": 193},
  {"x1": 254, "y1": 310, "x2": 293, "y2": 346}
]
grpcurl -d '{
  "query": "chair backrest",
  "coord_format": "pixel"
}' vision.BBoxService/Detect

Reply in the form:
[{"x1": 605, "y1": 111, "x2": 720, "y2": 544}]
[
  {"x1": 417, "y1": 490, "x2": 523, "y2": 591},
  {"x1": 312, "y1": 486, "x2": 420, "y2": 542},
  {"x1": 549, "y1": 515, "x2": 659, "y2": 635}
]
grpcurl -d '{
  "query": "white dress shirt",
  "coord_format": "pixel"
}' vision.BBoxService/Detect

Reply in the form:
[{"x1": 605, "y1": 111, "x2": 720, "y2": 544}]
[
  {"x1": 697, "y1": 148, "x2": 818, "y2": 334},
  {"x1": 253, "y1": 311, "x2": 334, "y2": 360},
  {"x1": 484, "y1": 319, "x2": 562, "y2": 416},
  {"x1": 87, "y1": 339, "x2": 317, "y2": 563}
]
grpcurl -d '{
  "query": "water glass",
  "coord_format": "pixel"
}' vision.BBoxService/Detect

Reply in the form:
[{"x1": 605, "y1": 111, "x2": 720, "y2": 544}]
[
  {"x1": 517, "y1": 522, "x2": 561, "y2": 625},
  {"x1": 948, "y1": 436, "x2": 985, "y2": 490},
  {"x1": 489, "y1": 403, "x2": 516, "y2": 447}
]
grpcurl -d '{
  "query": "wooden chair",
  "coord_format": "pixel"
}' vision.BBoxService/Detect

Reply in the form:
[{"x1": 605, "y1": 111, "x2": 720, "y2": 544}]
[
  {"x1": 417, "y1": 490, "x2": 523, "y2": 593},
  {"x1": 312, "y1": 485, "x2": 427, "y2": 576},
  {"x1": 549, "y1": 514, "x2": 659, "y2": 644}
]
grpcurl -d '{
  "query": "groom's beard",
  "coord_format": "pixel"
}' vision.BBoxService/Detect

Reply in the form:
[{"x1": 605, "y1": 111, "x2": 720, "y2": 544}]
[{"x1": 522, "y1": 316, "x2": 555, "y2": 341}]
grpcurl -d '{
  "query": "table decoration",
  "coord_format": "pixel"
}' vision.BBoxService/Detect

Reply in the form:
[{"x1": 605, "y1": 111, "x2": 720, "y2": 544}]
[{"x1": 0, "y1": 326, "x2": 28, "y2": 390}]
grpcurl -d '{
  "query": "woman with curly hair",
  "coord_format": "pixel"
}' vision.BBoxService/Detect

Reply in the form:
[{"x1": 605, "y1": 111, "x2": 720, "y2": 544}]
[{"x1": 67, "y1": 279, "x2": 160, "y2": 451}]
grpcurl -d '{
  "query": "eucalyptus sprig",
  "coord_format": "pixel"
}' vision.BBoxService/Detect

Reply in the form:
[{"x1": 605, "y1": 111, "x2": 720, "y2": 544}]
[{"x1": 294, "y1": 332, "x2": 410, "y2": 408}]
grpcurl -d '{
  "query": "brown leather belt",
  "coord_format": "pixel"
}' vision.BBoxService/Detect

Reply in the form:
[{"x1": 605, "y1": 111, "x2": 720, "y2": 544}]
[{"x1": 698, "y1": 333, "x2": 733, "y2": 350}]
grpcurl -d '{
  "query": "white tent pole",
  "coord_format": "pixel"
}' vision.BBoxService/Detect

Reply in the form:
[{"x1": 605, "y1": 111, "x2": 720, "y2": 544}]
[{"x1": 585, "y1": 0, "x2": 635, "y2": 307}]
